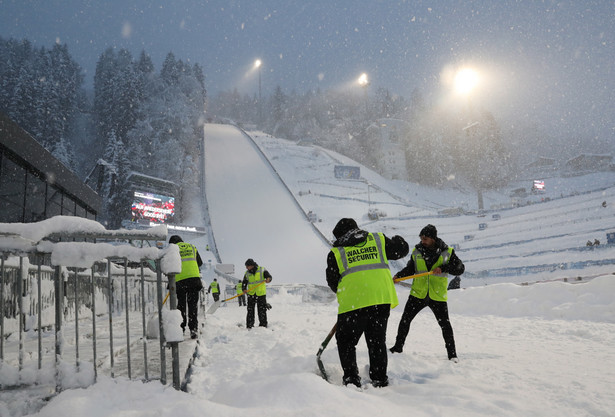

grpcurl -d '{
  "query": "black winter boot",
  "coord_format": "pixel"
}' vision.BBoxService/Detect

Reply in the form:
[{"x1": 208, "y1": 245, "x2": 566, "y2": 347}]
[
  {"x1": 343, "y1": 375, "x2": 361, "y2": 388},
  {"x1": 389, "y1": 345, "x2": 403, "y2": 354},
  {"x1": 371, "y1": 377, "x2": 389, "y2": 388}
]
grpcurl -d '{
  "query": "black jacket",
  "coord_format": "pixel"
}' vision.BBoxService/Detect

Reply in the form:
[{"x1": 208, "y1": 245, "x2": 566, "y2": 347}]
[
  {"x1": 396, "y1": 237, "x2": 464, "y2": 278},
  {"x1": 326, "y1": 228, "x2": 409, "y2": 293}
]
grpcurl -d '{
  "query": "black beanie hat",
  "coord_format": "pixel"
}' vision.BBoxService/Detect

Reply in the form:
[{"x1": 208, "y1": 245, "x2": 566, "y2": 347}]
[
  {"x1": 419, "y1": 224, "x2": 437, "y2": 239},
  {"x1": 245, "y1": 258, "x2": 257, "y2": 267},
  {"x1": 333, "y1": 218, "x2": 359, "y2": 239},
  {"x1": 169, "y1": 235, "x2": 183, "y2": 244}
]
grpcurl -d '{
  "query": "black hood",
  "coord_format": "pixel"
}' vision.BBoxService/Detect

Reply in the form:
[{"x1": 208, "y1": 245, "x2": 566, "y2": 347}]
[
  {"x1": 169, "y1": 235, "x2": 183, "y2": 244},
  {"x1": 333, "y1": 228, "x2": 369, "y2": 247},
  {"x1": 333, "y1": 218, "x2": 359, "y2": 239}
]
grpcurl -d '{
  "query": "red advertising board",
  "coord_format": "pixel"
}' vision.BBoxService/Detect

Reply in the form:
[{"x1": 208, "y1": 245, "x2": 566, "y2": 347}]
[{"x1": 131, "y1": 190, "x2": 175, "y2": 223}]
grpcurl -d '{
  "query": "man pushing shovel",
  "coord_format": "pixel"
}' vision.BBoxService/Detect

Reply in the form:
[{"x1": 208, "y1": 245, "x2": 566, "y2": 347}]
[
  {"x1": 388, "y1": 224, "x2": 465, "y2": 362},
  {"x1": 325, "y1": 218, "x2": 409, "y2": 388}
]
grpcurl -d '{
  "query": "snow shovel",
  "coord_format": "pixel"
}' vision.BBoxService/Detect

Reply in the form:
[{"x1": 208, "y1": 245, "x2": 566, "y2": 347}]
[
  {"x1": 315, "y1": 271, "x2": 433, "y2": 381},
  {"x1": 206, "y1": 281, "x2": 265, "y2": 315},
  {"x1": 316, "y1": 322, "x2": 338, "y2": 382},
  {"x1": 146, "y1": 292, "x2": 170, "y2": 339}
]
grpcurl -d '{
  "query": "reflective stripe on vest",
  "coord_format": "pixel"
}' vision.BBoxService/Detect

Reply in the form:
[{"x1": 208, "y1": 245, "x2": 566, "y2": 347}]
[
  {"x1": 336, "y1": 234, "x2": 389, "y2": 278},
  {"x1": 245, "y1": 266, "x2": 267, "y2": 296},
  {"x1": 410, "y1": 246, "x2": 453, "y2": 302},
  {"x1": 175, "y1": 242, "x2": 200, "y2": 281},
  {"x1": 210, "y1": 281, "x2": 219, "y2": 293},
  {"x1": 332, "y1": 232, "x2": 398, "y2": 314}
]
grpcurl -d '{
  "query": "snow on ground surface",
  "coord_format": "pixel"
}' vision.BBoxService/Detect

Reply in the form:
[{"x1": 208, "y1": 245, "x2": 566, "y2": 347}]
[
  {"x1": 18, "y1": 279, "x2": 615, "y2": 417},
  {"x1": 3, "y1": 123, "x2": 615, "y2": 417}
]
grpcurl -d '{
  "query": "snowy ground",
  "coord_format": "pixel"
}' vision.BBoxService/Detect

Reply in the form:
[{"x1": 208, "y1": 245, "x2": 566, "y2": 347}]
[
  {"x1": 19, "y1": 278, "x2": 615, "y2": 417},
  {"x1": 3, "y1": 124, "x2": 615, "y2": 416}
]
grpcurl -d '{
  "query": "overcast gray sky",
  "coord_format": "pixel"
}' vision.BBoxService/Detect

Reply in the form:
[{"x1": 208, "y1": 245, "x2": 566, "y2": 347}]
[{"x1": 2, "y1": 0, "x2": 614, "y2": 143}]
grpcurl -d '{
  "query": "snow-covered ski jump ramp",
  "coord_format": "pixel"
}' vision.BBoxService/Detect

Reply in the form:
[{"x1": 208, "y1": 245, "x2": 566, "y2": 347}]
[{"x1": 203, "y1": 123, "x2": 330, "y2": 285}]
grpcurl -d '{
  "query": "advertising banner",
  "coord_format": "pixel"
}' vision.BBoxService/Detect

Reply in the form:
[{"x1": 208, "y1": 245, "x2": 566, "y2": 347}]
[
  {"x1": 532, "y1": 180, "x2": 545, "y2": 193},
  {"x1": 334, "y1": 165, "x2": 360, "y2": 179},
  {"x1": 131, "y1": 190, "x2": 175, "y2": 223}
]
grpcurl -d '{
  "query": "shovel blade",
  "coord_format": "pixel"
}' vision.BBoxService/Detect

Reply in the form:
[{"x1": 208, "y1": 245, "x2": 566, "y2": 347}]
[
  {"x1": 206, "y1": 300, "x2": 222, "y2": 314},
  {"x1": 146, "y1": 314, "x2": 160, "y2": 339},
  {"x1": 317, "y1": 354, "x2": 329, "y2": 382}
]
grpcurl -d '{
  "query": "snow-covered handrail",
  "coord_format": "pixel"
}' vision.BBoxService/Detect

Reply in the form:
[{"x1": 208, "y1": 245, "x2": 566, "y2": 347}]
[
  {"x1": 0, "y1": 216, "x2": 180, "y2": 272},
  {"x1": 0, "y1": 216, "x2": 186, "y2": 393}
]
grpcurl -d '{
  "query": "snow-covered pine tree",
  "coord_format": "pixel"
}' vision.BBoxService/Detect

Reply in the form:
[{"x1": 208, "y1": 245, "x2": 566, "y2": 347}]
[{"x1": 0, "y1": 38, "x2": 82, "y2": 171}]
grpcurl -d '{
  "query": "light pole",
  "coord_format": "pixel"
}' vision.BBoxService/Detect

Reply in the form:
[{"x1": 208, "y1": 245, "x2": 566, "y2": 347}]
[
  {"x1": 366, "y1": 181, "x2": 380, "y2": 220},
  {"x1": 358, "y1": 73, "x2": 369, "y2": 115},
  {"x1": 254, "y1": 59, "x2": 262, "y2": 126},
  {"x1": 454, "y1": 67, "x2": 483, "y2": 210}
]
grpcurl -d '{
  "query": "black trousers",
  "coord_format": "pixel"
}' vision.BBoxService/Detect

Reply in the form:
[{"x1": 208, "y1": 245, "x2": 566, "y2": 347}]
[
  {"x1": 336, "y1": 304, "x2": 390, "y2": 383},
  {"x1": 176, "y1": 285, "x2": 200, "y2": 332},
  {"x1": 246, "y1": 294, "x2": 268, "y2": 328},
  {"x1": 212, "y1": 292, "x2": 220, "y2": 302},
  {"x1": 394, "y1": 295, "x2": 457, "y2": 359}
]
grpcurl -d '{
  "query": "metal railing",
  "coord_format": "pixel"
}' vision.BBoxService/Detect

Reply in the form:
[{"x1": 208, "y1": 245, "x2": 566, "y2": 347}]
[{"x1": 0, "y1": 222, "x2": 185, "y2": 394}]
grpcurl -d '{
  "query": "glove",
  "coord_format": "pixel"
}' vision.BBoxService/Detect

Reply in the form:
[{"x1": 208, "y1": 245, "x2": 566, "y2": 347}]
[{"x1": 266, "y1": 303, "x2": 272, "y2": 310}]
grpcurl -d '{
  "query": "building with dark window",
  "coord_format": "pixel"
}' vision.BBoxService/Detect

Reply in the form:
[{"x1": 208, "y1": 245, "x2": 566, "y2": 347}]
[{"x1": 0, "y1": 112, "x2": 101, "y2": 223}]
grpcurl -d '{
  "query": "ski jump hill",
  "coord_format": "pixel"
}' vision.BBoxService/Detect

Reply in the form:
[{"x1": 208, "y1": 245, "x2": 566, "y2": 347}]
[{"x1": 203, "y1": 123, "x2": 331, "y2": 285}]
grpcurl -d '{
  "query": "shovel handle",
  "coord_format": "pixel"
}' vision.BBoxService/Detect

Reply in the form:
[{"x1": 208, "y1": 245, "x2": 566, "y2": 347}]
[
  {"x1": 317, "y1": 322, "x2": 338, "y2": 357},
  {"x1": 393, "y1": 271, "x2": 433, "y2": 283},
  {"x1": 221, "y1": 280, "x2": 266, "y2": 303}
]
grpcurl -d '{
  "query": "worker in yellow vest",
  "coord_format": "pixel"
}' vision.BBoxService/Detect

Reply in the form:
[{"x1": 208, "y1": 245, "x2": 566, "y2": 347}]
[
  {"x1": 241, "y1": 258, "x2": 272, "y2": 328},
  {"x1": 326, "y1": 218, "x2": 409, "y2": 388},
  {"x1": 207, "y1": 278, "x2": 220, "y2": 302},
  {"x1": 236, "y1": 281, "x2": 246, "y2": 306},
  {"x1": 168, "y1": 235, "x2": 203, "y2": 339},
  {"x1": 389, "y1": 224, "x2": 465, "y2": 362}
]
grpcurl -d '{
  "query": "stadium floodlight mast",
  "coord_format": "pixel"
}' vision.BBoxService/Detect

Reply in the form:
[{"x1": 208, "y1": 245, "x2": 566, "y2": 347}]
[
  {"x1": 454, "y1": 67, "x2": 484, "y2": 210},
  {"x1": 357, "y1": 72, "x2": 369, "y2": 115},
  {"x1": 254, "y1": 59, "x2": 262, "y2": 125}
]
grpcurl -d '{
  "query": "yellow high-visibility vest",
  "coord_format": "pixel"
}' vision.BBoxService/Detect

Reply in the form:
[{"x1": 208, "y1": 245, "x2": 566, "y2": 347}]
[
  {"x1": 331, "y1": 232, "x2": 398, "y2": 314},
  {"x1": 245, "y1": 266, "x2": 267, "y2": 296},
  {"x1": 175, "y1": 242, "x2": 200, "y2": 281},
  {"x1": 410, "y1": 247, "x2": 453, "y2": 301}
]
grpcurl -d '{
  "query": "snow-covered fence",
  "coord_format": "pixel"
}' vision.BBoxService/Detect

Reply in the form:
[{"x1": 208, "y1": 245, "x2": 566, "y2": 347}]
[
  {"x1": 0, "y1": 216, "x2": 185, "y2": 394},
  {"x1": 0, "y1": 258, "x2": 160, "y2": 334}
]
